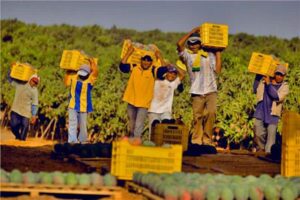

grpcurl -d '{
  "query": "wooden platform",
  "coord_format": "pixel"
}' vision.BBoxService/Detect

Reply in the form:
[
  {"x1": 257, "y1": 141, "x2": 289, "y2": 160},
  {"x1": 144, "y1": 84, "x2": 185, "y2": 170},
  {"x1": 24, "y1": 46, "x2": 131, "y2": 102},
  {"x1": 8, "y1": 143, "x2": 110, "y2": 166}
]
[
  {"x1": 67, "y1": 151, "x2": 280, "y2": 176},
  {"x1": 0, "y1": 183, "x2": 123, "y2": 199},
  {"x1": 183, "y1": 152, "x2": 280, "y2": 176},
  {"x1": 68, "y1": 154, "x2": 111, "y2": 174},
  {"x1": 125, "y1": 181, "x2": 163, "y2": 200}
]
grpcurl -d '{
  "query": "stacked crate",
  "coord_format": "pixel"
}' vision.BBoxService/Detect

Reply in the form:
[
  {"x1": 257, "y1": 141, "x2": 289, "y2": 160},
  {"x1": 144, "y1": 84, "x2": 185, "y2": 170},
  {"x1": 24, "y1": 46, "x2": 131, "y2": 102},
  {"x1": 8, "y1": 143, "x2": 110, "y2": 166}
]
[
  {"x1": 200, "y1": 22, "x2": 228, "y2": 49},
  {"x1": 111, "y1": 140, "x2": 182, "y2": 180},
  {"x1": 281, "y1": 111, "x2": 300, "y2": 177},
  {"x1": 151, "y1": 124, "x2": 189, "y2": 152},
  {"x1": 10, "y1": 62, "x2": 37, "y2": 81}
]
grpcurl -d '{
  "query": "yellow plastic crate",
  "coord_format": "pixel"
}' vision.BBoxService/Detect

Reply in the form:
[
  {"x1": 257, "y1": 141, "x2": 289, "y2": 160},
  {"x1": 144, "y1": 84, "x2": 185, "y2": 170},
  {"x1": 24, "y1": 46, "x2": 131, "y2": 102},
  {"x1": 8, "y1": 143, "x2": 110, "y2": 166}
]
[
  {"x1": 10, "y1": 62, "x2": 37, "y2": 81},
  {"x1": 151, "y1": 124, "x2": 189, "y2": 152},
  {"x1": 281, "y1": 145, "x2": 300, "y2": 177},
  {"x1": 111, "y1": 140, "x2": 182, "y2": 180},
  {"x1": 282, "y1": 112, "x2": 300, "y2": 146},
  {"x1": 248, "y1": 52, "x2": 288, "y2": 76},
  {"x1": 200, "y1": 22, "x2": 228, "y2": 48},
  {"x1": 120, "y1": 40, "x2": 161, "y2": 66},
  {"x1": 60, "y1": 50, "x2": 98, "y2": 71}
]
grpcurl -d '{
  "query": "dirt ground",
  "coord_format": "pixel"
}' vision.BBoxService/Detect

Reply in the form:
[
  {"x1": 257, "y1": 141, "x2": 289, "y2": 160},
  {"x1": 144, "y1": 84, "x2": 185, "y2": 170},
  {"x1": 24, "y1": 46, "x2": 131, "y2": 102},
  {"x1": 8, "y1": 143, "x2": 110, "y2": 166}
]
[{"x1": 0, "y1": 127, "x2": 86, "y2": 173}]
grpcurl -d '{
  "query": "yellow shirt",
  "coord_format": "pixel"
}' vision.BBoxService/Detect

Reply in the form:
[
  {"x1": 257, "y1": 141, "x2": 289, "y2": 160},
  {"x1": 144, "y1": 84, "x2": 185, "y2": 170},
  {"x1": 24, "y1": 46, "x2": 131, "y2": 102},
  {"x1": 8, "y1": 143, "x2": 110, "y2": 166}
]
[{"x1": 123, "y1": 64, "x2": 156, "y2": 109}]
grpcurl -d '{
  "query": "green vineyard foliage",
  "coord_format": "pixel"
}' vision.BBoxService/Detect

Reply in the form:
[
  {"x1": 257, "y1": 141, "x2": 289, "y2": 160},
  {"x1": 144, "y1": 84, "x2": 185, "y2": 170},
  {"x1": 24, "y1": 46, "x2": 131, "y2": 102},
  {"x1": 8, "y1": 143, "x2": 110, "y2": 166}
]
[{"x1": 1, "y1": 19, "x2": 299, "y2": 142}]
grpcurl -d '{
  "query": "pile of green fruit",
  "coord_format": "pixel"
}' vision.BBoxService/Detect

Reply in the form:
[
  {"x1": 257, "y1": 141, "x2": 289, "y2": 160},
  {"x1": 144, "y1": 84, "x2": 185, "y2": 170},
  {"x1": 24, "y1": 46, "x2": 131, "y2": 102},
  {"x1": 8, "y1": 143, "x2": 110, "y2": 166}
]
[
  {"x1": 53, "y1": 142, "x2": 112, "y2": 158},
  {"x1": 133, "y1": 172, "x2": 300, "y2": 200},
  {"x1": 1, "y1": 168, "x2": 117, "y2": 187}
]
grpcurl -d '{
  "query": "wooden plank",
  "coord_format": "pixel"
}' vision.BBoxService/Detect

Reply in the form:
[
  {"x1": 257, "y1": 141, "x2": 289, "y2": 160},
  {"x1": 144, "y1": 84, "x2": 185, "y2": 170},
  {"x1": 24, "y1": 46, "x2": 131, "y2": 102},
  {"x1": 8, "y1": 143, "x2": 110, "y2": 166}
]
[
  {"x1": 68, "y1": 154, "x2": 111, "y2": 173},
  {"x1": 1, "y1": 183, "x2": 123, "y2": 200},
  {"x1": 182, "y1": 152, "x2": 280, "y2": 176}
]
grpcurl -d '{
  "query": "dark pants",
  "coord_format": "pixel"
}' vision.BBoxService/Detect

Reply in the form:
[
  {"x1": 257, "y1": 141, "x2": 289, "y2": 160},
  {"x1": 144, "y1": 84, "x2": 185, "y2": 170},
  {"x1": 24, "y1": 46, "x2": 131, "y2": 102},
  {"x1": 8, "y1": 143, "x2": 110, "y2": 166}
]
[{"x1": 10, "y1": 111, "x2": 29, "y2": 140}]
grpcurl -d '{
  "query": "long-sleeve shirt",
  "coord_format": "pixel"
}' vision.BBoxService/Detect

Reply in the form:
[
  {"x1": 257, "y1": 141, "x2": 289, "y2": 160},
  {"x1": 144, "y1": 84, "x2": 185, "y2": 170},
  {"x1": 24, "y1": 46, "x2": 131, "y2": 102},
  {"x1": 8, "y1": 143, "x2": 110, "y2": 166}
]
[
  {"x1": 10, "y1": 81, "x2": 39, "y2": 119},
  {"x1": 253, "y1": 75, "x2": 282, "y2": 124}
]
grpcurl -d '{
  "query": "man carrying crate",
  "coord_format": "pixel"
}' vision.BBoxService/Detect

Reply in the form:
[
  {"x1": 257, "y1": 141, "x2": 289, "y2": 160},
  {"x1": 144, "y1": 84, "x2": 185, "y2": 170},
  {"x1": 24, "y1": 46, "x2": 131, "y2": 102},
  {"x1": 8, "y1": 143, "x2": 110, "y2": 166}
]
[
  {"x1": 8, "y1": 73, "x2": 40, "y2": 141},
  {"x1": 119, "y1": 43, "x2": 164, "y2": 138},
  {"x1": 252, "y1": 65, "x2": 289, "y2": 154},
  {"x1": 64, "y1": 58, "x2": 98, "y2": 143},
  {"x1": 177, "y1": 27, "x2": 222, "y2": 145}
]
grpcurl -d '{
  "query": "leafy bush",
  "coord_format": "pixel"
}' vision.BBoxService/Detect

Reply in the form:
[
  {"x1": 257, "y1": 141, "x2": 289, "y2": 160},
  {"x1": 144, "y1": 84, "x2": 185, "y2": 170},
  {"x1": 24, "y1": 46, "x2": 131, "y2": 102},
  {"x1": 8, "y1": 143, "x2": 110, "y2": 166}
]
[{"x1": 1, "y1": 19, "x2": 299, "y2": 143}]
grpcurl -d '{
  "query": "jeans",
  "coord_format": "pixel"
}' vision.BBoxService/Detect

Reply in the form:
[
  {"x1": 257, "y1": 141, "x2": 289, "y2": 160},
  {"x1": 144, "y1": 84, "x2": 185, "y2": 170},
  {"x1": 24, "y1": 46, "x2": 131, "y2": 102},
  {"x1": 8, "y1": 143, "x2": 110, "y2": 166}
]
[
  {"x1": 68, "y1": 108, "x2": 88, "y2": 143},
  {"x1": 148, "y1": 112, "x2": 172, "y2": 140},
  {"x1": 127, "y1": 104, "x2": 148, "y2": 138},
  {"x1": 10, "y1": 111, "x2": 29, "y2": 140},
  {"x1": 191, "y1": 92, "x2": 217, "y2": 145},
  {"x1": 254, "y1": 118, "x2": 277, "y2": 153}
]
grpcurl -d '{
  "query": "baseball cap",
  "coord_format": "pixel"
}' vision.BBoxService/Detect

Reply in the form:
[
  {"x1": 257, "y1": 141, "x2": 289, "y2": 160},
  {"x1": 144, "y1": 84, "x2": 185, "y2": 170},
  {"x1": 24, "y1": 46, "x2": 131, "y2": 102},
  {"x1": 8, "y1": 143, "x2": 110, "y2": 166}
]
[
  {"x1": 167, "y1": 65, "x2": 178, "y2": 74},
  {"x1": 187, "y1": 32, "x2": 201, "y2": 45},
  {"x1": 275, "y1": 65, "x2": 287, "y2": 75},
  {"x1": 77, "y1": 64, "x2": 91, "y2": 76}
]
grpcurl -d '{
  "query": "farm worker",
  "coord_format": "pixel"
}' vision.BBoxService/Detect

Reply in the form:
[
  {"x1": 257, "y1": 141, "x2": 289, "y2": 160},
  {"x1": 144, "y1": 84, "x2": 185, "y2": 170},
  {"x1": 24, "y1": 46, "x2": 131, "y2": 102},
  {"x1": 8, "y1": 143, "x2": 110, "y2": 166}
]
[
  {"x1": 253, "y1": 65, "x2": 289, "y2": 153},
  {"x1": 119, "y1": 43, "x2": 164, "y2": 138},
  {"x1": 177, "y1": 26, "x2": 222, "y2": 145},
  {"x1": 64, "y1": 58, "x2": 98, "y2": 143},
  {"x1": 148, "y1": 64, "x2": 184, "y2": 139},
  {"x1": 8, "y1": 71, "x2": 39, "y2": 141}
]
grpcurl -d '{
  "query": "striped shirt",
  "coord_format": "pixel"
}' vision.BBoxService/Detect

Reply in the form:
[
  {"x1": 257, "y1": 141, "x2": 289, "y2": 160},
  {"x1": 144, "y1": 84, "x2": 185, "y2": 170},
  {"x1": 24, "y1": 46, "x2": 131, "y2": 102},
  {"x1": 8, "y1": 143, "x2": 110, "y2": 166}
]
[
  {"x1": 68, "y1": 74, "x2": 94, "y2": 113},
  {"x1": 179, "y1": 49, "x2": 217, "y2": 95}
]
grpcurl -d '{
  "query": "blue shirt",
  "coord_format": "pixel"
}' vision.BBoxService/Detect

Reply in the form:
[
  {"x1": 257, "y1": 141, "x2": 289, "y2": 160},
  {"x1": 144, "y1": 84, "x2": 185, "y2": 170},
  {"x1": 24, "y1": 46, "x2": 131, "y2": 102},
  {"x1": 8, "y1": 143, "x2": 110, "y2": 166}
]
[{"x1": 253, "y1": 76, "x2": 281, "y2": 124}]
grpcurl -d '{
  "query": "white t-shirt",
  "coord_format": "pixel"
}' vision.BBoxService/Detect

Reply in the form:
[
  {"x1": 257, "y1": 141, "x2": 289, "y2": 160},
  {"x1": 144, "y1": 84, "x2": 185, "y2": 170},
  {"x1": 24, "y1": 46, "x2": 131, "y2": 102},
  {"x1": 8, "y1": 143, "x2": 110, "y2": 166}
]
[
  {"x1": 180, "y1": 49, "x2": 217, "y2": 95},
  {"x1": 148, "y1": 77, "x2": 181, "y2": 114}
]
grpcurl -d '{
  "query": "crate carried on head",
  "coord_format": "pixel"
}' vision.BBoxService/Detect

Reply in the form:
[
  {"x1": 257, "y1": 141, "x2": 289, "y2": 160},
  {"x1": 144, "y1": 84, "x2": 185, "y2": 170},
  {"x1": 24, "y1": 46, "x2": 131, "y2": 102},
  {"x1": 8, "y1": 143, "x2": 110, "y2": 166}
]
[
  {"x1": 111, "y1": 140, "x2": 182, "y2": 180},
  {"x1": 10, "y1": 62, "x2": 37, "y2": 82},
  {"x1": 281, "y1": 111, "x2": 300, "y2": 177},
  {"x1": 200, "y1": 22, "x2": 229, "y2": 49},
  {"x1": 151, "y1": 123, "x2": 189, "y2": 152},
  {"x1": 60, "y1": 50, "x2": 98, "y2": 71},
  {"x1": 248, "y1": 52, "x2": 289, "y2": 77},
  {"x1": 120, "y1": 39, "x2": 161, "y2": 66}
]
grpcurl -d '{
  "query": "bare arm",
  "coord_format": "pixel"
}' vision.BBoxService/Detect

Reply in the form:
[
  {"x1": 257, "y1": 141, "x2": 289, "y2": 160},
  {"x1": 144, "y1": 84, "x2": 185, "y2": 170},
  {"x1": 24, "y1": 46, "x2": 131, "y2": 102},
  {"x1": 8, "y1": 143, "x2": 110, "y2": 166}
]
[
  {"x1": 121, "y1": 44, "x2": 134, "y2": 64},
  {"x1": 215, "y1": 51, "x2": 222, "y2": 74},
  {"x1": 63, "y1": 70, "x2": 77, "y2": 86},
  {"x1": 155, "y1": 48, "x2": 165, "y2": 66},
  {"x1": 89, "y1": 58, "x2": 99, "y2": 79},
  {"x1": 177, "y1": 27, "x2": 201, "y2": 53}
]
